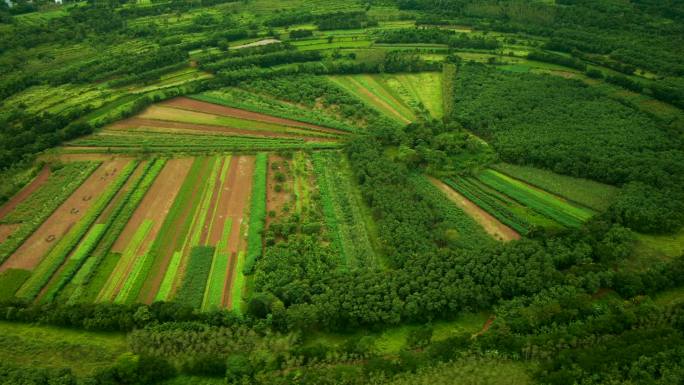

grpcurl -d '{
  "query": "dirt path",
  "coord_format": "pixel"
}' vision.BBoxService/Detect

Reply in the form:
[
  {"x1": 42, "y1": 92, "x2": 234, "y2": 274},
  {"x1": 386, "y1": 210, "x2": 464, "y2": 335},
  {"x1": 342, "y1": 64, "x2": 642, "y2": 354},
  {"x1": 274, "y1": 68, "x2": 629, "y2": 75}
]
[
  {"x1": 0, "y1": 224, "x2": 19, "y2": 243},
  {"x1": 0, "y1": 167, "x2": 50, "y2": 221},
  {"x1": 429, "y1": 177, "x2": 520, "y2": 242},
  {"x1": 108, "y1": 118, "x2": 338, "y2": 142},
  {"x1": 199, "y1": 157, "x2": 228, "y2": 246},
  {"x1": 1, "y1": 159, "x2": 131, "y2": 272},
  {"x1": 232, "y1": 38, "x2": 280, "y2": 49},
  {"x1": 223, "y1": 156, "x2": 255, "y2": 308},
  {"x1": 477, "y1": 315, "x2": 496, "y2": 336},
  {"x1": 163, "y1": 97, "x2": 345, "y2": 134}
]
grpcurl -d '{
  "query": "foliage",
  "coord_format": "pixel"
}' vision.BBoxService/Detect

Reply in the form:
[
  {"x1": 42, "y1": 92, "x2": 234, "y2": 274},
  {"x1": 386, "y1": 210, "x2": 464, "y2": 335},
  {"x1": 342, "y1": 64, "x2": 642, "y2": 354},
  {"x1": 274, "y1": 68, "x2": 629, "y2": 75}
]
[
  {"x1": 174, "y1": 247, "x2": 215, "y2": 308},
  {"x1": 0, "y1": 269, "x2": 31, "y2": 301},
  {"x1": 243, "y1": 153, "x2": 268, "y2": 274}
]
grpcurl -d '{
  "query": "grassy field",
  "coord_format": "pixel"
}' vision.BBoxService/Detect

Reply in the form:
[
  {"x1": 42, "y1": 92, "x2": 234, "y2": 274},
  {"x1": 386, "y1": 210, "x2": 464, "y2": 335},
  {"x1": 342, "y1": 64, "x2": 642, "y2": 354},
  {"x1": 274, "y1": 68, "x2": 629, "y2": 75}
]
[
  {"x1": 380, "y1": 72, "x2": 444, "y2": 120},
  {"x1": 327, "y1": 74, "x2": 416, "y2": 124},
  {"x1": 491, "y1": 163, "x2": 619, "y2": 211},
  {"x1": 0, "y1": 321, "x2": 127, "y2": 376}
]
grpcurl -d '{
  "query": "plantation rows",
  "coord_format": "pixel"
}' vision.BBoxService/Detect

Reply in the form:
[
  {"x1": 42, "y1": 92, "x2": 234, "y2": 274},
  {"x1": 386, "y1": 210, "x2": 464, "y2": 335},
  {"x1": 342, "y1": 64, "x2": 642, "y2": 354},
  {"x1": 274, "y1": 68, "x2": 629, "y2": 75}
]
[
  {"x1": 444, "y1": 169, "x2": 595, "y2": 235},
  {"x1": 67, "y1": 132, "x2": 342, "y2": 151}
]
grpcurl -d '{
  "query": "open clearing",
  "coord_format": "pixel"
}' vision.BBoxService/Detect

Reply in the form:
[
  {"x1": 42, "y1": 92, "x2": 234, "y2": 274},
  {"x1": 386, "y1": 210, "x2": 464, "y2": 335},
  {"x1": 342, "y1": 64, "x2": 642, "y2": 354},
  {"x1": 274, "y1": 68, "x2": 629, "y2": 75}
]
[
  {"x1": 431, "y1": 177, "x2": 520, "y2": 242},
  {"x1": 1, "y1": 159, "x2": 130, "y2": 272},
  {"x1": 381, "y1": 72, "x2": 444, "y2": 119}
]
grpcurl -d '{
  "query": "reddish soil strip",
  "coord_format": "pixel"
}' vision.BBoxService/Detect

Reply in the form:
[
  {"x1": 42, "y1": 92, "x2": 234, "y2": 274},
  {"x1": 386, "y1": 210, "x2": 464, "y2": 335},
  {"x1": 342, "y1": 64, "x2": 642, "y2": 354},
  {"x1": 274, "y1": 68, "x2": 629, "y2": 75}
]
[
  {"x1": 0, "y1": 224, "x2": 19, "y2": 243},
  {"x1": 223, "y1": 156, "x2": 255, "y2": 308},
  {"x1": 477, "y1": 315, "x2": 496, "y2": 336},
  {"x1": 39, "y1": 153, "x2": 131, "y2": 163},
  {"x1": 0, "y1": 167, "x2": 51, "y2": 221},
  {"x1": 108, "y1": 118, "x2": 337, "y2": 142},
  {"x1": 112, "y1": 159, "x2": 193, "y2": 254},
  {"x1": 1, "y1": 159, "x2": 131, "y2": 272},
  {"x1": 163, "y1": 97, "x2": 345, "y2": 134},
  {"x1": 141, "y1": 158, "x2": 210, "y2": 304},
  {"x1": 265, "y1": 154, "x2": 293, "y2": 229},
  {"x1": 429, "y1": 177, "x2": 520, "y2": 242}
]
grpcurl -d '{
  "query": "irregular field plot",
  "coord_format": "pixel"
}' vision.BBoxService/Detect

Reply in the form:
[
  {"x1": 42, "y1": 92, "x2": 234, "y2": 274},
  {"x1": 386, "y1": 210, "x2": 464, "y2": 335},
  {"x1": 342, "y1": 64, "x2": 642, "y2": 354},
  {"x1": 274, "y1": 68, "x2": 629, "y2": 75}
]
[
  {"x1": 430, "y1": 177, "x2": 519, "y2": 242},
  {"x1": 327, "y1": 74, "x2": 415, "y2": 124},
  {"x1": 380, "y1": 72, "x2": 444, "y2": 119}
]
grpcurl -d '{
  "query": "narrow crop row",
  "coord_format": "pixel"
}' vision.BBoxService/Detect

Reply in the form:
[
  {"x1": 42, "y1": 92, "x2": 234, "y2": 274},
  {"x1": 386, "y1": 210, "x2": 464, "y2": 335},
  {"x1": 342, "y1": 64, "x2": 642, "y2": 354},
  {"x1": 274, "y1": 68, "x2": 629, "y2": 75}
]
[
  {"x1": 175, "y1": 246, "x2": 214, "y2": 308},
  {"x1": 477, "y1": 170, "x2": 594, "y2": 227},
  {"x1": 243, "y1": 153, "x2": 267, "y2": 274},
  {"x1": 202, "y1": 219, "x2": 232, "y2": 311}
]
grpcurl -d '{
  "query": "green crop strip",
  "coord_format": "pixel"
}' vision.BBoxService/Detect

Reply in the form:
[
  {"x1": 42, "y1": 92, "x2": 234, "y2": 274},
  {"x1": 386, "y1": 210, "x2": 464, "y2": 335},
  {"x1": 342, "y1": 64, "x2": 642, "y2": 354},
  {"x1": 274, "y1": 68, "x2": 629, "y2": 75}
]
[
  {"x1": 243, "y1": 153, "x2": 267, "y2": 274},
  {"x1": 312, "y1": 152, "x2": 377, "y2": 268},
  {"x1": 0, "y1": 162, "x2": 100, "y2": 264},
  {"x1": 477, "y1": 170, "x2": 594, "y2": 227},
  {"x1": 204, "y1": 156, "x2": 232, "y2": 241},
  {"x1": 152, "y1": 158, "x2": 215, "y2": 302},
  {"x1": 0, "y1": 269, "x2": 31, "y2": 301},
  {"x1": 73, "y1": 159, "x2": 165, "y2": 303},
  {"x1": 96, "y1": 219, "x2": 154, "y2": 302},
  {"x1": 174, "y1": 246, "x2": 214, "y2": 308},
  {"x1": 16, "y1": 160, "x2": 138, "y2": 301},
  {"x1": 231, "y1": 251, "x2": 245, "y2": 314},
  {"x1": 202, "y1": 218, "x2": 232, "y2": 311},
  {"x1": 311, "y1": 152, "x2": 347, "y2": 265}
]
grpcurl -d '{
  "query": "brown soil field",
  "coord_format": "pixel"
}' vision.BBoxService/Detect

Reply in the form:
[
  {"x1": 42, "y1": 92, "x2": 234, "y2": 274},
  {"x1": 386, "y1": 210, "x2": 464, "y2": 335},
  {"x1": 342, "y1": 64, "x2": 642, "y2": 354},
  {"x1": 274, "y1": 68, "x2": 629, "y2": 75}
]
[
  {"x1": 139, "y1": 158, "x2": 210, "y2": 304},
  {"x1": 0, "y1": 167, "x2": 50, "y2": 221},
  {"x1": 265, "y1": 154, "x2": 293, "y2": 229},
  {"x1": 430, "y1": 177, "x2": 520, "y2": 242},
  {"x1": 0, "y1": 224, "x2": 19, "y2": 243},
  {"x1": 223, "y1": 156, "x2": 255, "y2": 308},
  {"x1": 1, "y1": 159, "x2": 131, "y2": 272},
  {"x1": 112, "y1": 158, "x2": 193, "y2": 254},
  {"x1": 108, "y1": 118, "x2": 335, "y2": 142},
  {"x1": 39, "y1": 153, "x2": 129, "y2": 163},
  {"x1": 163, "y1": 97, "x2": 344, "y2": 134}
]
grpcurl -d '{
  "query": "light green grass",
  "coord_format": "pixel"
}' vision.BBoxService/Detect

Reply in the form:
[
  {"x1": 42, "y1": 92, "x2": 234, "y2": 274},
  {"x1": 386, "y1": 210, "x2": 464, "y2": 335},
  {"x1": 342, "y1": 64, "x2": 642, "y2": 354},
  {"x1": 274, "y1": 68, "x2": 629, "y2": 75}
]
[
  {"x1": 231, "y1": 251, "x2": 245, "y2": 313},
  {"x1": 0, "y1": 321, "x2": 126, "y2": 376},
  {"x1": 305, "y1": 312, "x2": 489, "y2": 355},
  {"x1": 381, "y1": 72, "x2": 443, "y2": 120},
  {"x1": 327, "y1": 74, "x2": 415, "y2": 124},
  {"x1": 491, "y1": 163, "x2": 619, "y2": 211},
  {"x1": 202, "y1": 219, "x2": 232, "y2": 311}
]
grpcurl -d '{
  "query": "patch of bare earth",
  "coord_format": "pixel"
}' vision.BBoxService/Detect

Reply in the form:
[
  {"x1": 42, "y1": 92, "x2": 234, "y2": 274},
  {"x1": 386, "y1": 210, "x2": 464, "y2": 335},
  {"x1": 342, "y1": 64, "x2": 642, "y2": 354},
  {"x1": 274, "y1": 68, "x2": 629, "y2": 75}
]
[
  {"x1": 0, "y1": 224, "x2": 20, "y2": 243},
  {"x1": 163, "y1": 97, "x2": 344, "y2": 134},
  {"x1": 0, "y1": 167, "x2": 50, "y2": 221},
  {"x1": 108, "y1": 118, "x2": 336, "y2": 142},
  {"x1": 1, "y1": 159, "x2": 131, "y2": 272},
  {"x1": 266, "y1": 155, "x2": 293, "y2": 229},
  {"x1": 477, "y1": 315, "x2": 496, "y2": 336},
  {"x1": 223, "y1": 156, "x2": 255, "y2": 308},
  {"x1": 429, "y1": 177, "x2": 520, "y2": 242}
]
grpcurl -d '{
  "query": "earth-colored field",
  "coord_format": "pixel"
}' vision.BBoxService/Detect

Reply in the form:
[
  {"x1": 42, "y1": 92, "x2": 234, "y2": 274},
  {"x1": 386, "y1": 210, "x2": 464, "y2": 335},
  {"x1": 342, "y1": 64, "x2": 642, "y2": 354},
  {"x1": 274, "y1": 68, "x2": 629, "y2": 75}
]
[{"x1": 1, "y1": 159, "x2": 130, "y2": 272}]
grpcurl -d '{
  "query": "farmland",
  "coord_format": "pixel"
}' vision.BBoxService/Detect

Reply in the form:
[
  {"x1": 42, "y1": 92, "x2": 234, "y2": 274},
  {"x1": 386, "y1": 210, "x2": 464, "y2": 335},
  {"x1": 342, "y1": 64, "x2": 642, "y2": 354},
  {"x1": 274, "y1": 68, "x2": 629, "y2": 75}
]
[{"x1": 0, "y1": 0, "x2": 683, "y2": 383}]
